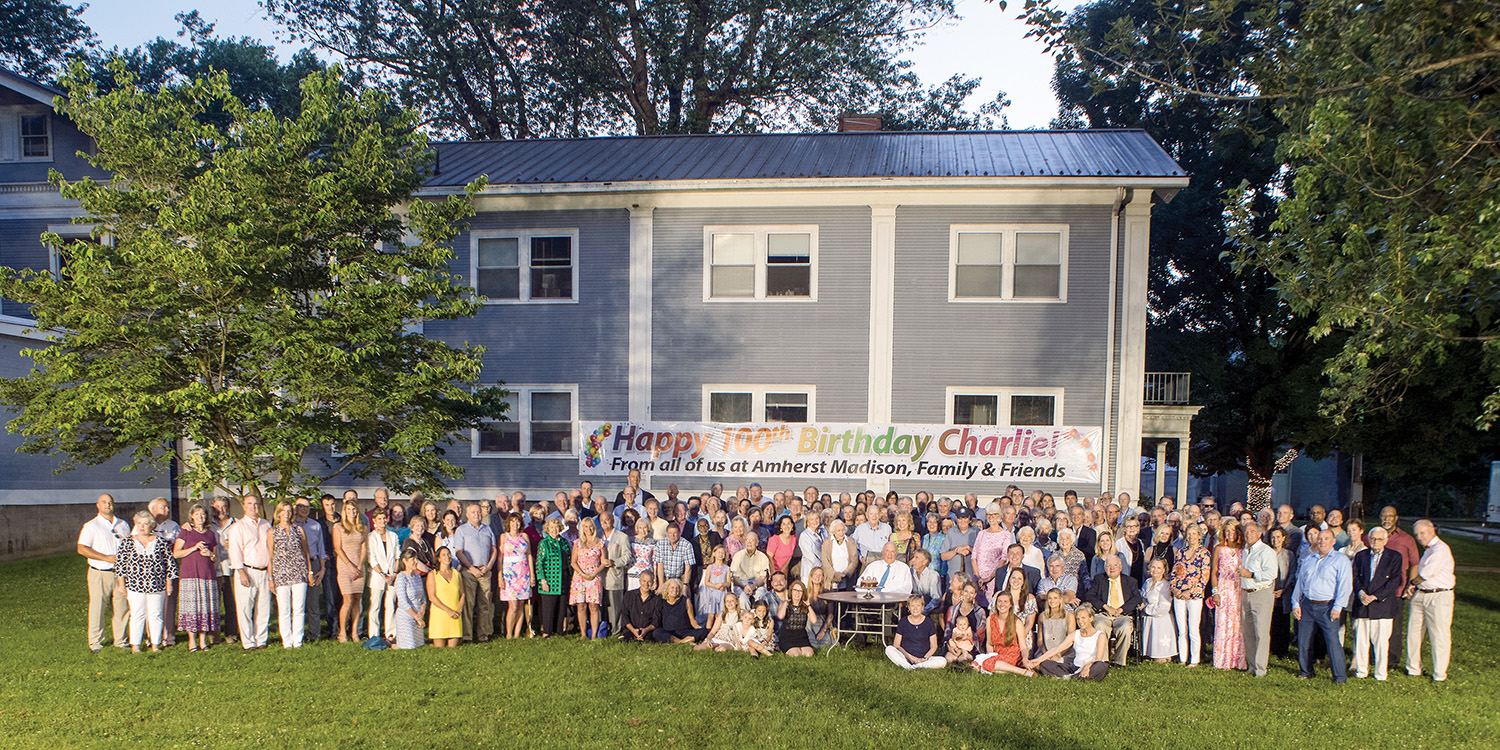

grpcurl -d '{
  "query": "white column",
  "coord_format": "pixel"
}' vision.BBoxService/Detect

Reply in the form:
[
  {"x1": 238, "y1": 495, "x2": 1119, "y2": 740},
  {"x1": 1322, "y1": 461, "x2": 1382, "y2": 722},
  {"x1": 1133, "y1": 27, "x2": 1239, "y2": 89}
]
[
  {"x1": 1112, "y1": 191, "x2": 1153, "y2": 498},
  {"x1": 867, "y1": 205, "x2": 897, "y2": 493},
  {"x1": 1176, "y1": 438, "x2": 1191, "y2": 504},
  {"x1": 1154, "y1": 440, "x2": 1168, "y2": 502},
  {"x1": 628, "y1": 205, "x2": 654, "y2": 424}
]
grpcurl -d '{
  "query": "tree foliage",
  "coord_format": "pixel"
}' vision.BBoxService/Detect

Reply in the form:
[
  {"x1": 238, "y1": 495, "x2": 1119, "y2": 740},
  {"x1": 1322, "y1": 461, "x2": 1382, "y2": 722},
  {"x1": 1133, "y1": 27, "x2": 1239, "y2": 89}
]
[
  {"x1": 265, "y1": 0, "x2": 997, "y2": 138},
  {"x1": 0, "y1": 0, "x2": 94, "y2": 81},
  {"x1": 0, "y1": 61, "x2": 506, "y2": 499},
  {"x1": 1022, "y1": 0, "x2": 1500, "y2": 432},
  {"x1": 86, "y1": 11, "x2": 326, "y2": 122}
]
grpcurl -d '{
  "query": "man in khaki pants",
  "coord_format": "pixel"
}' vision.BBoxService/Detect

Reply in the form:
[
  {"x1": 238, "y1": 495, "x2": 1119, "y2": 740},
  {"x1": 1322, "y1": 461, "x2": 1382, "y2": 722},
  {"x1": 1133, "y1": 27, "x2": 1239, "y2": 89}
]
[
  {"x1": 77, "y1": 494, "x2": 130, "y2": 653},
  {"x1": 1405, "y1": 520, "x2": 1455, "y2": 682}
]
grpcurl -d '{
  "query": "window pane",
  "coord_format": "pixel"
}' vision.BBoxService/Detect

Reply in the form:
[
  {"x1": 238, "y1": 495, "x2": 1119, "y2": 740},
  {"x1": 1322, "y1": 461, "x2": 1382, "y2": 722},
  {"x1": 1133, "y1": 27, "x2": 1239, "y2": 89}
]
[
  {"x1": 531, "y1": 422, "x2": 572, "y2": 453},
  {"x1": 765, "y1": 265, "x2": 810, "y2": 297},
  {"x1": 953, "y1": 395, "x2": 998, "y2": 425},
  {"x1": 477, "y1": 268, "x2": 520, "y2": 299},
  {"x1": 479, "y1": 422, "x2": 521, "y2": 453},
  {"x1": 531, "y1": 236, "x2": 572, "y2": 266},
  {"x1": 20, "y1": 115, "x2": 48, "y2": 158},
  {"x1": 954, "y1": 266, "x2": 1003, "y2": 298},
  {"x1": 710, "y1": 392, "x2": 753, "y2": 422},
  {"x1": 710, "y1": 266, "x2": 754, "y2": 298},
  {"x1": 477, "y1": 237, "x2": 518, "y2": 268},
  {"x1": 1015, "y1": 233, "x2": 1060, "y2": 264},
  {"x1": 531, "y1": 392, "x2": 572, "y2": 422},
  {"x1": 1010, "y1": 395, "x2": 1056, "y2": 426},
  {"x1": 1013, "y1": 266, "x2": 1060, "y2": 298},
  {"x1": 711, "y1": 234, "x2": 755, "y2": 265},
  {"x1": 956, "y1": 233, "x2": 1003, "y2": 265},
  {"x1": 764, "y1": 393, "x2": 808, "y2": 423},
  {"x1": 767, "y1": 233, "x2": 810, "y2": 263},
  {"x1": 531, "y1": 266, "x2": 572, "y2": 299}
]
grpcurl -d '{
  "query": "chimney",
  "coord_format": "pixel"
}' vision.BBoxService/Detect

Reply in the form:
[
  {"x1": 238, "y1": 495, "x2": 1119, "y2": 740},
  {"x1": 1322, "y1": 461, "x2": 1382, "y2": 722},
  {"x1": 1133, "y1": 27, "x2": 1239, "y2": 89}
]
[{"x1": 838, "y1": 113, "x2": 882, "y2": 132}]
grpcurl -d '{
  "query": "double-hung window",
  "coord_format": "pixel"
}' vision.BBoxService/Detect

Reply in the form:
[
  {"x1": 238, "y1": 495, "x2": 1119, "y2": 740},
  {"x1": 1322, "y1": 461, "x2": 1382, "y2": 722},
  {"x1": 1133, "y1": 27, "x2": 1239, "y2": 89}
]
[
  {"x1": 704, "y1": 226, "x2": 817, "y2": 300},
  {"x1": 946, "y1": 387, "x2": 1063, "y2": 427},
  {"x1": 703, "y1": 385, "x2": 816, "y2": 423},
  {"x1": 472, "y1": 229, "x2": 579, "y2": 303},
  {"x1": 949, "y1": 224, "x2": 1068, "y2": 302},
  {"x1": 0, "y1": 109, "x2": 52, "y2": 162},
  {"x1": 474, "y1": 385, "x2": 578, "y2": 457}
]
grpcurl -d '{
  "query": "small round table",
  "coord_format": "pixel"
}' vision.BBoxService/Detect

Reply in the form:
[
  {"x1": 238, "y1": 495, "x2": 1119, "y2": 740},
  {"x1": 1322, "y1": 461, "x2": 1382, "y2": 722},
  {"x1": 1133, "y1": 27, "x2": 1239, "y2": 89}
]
[{"x1": 820, "y1": 590, "x2": 908, "y2": 654}]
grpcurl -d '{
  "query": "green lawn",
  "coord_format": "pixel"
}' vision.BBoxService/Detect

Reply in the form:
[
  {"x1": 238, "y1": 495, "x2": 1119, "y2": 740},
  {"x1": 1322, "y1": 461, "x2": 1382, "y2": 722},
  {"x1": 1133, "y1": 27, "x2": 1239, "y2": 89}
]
[{"x1": 2, "y1": 534, "x2": 1497, "y2": 749}]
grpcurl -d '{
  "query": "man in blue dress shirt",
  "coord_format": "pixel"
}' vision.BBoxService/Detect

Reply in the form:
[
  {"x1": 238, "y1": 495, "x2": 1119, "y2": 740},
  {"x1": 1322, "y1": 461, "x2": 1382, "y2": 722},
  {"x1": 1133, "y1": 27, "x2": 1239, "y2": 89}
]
[{"x1": 1292, "y1": 527, "x2": 1353, "y2": 683}]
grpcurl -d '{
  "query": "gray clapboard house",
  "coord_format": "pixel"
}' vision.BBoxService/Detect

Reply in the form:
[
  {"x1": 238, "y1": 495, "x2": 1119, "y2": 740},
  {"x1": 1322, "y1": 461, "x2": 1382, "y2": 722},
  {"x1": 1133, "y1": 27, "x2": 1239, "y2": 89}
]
[{"x1": 0, "y1": 64, "x2": 1197, "y2": 517}]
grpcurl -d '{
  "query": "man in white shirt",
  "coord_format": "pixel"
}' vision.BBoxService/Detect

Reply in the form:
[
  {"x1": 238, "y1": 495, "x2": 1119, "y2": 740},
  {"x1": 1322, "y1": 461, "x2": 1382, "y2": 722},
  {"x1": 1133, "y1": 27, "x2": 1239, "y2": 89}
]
[
  {"x1": 226, "y1": 495, "x2": 273, "y2": 650},
  {"x1": 860, "y1": 543, "x2": 914, "y2": 597},
  {"x1": 1405, "y1": 520, "x2": 1455, "y2": 681},
  {"x1": 294, "y1": 498, "x2": 327, "y2": 641},
  {"x1": 77, "y1": 493, "x2": 130, "y2": 653},
  {"x1": 211, "y1": 496, "x2": 238, "y2": 643},
  {"x1": 148, "y1": 497, "x2": 181, "y2": 647},
  {"x1": 1237, "y1": 521, "x2": 1277, "y2": 677},
  {"x1": 850, "y1": 515, "x2": 892, "y2": 565}
]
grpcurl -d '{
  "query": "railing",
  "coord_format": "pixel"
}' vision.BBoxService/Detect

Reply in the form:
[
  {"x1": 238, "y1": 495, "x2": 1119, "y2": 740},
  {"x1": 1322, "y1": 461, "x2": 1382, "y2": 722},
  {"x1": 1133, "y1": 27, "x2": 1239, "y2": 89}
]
[
  {"x1": 0, "y1": 182, "x2": 58, "y2": 194},
  {"x1": 1144, "y1": 372, "x2": 1191, "y2": 405}
]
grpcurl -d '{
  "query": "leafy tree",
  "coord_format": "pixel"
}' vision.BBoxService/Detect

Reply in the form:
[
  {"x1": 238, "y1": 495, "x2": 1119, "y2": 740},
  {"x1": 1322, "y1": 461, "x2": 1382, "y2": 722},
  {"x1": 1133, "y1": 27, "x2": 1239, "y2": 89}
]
[
  {"x1": 1022, "y1": 0, "x2": 1500, "y2": 432},
  {"x1": 265, "y1": 0, "x2": 990, "y2": 138},
  {"x1": 0, "y1": 0, "x2": 93, "y2": 81},
  {"x1": 88, "y1": 11, "x2": 325, "y2": 122},
  {"x1": 0, "y1": 61, "x2": 506, "y2": 499}
]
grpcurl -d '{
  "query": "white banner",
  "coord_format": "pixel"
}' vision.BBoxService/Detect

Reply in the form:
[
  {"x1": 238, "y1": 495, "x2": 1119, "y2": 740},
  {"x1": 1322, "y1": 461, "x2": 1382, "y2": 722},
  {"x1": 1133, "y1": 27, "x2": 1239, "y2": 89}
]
[{"x1": 580, "y1": 421, "x2": 1102, "y2": 483}]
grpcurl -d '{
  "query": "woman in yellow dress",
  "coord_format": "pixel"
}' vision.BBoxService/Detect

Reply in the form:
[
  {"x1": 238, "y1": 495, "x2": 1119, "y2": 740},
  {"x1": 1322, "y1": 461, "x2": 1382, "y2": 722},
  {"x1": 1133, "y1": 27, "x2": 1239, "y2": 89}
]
[{"x1": 425, "y1": 546, "x2": 465, "y2": 647}]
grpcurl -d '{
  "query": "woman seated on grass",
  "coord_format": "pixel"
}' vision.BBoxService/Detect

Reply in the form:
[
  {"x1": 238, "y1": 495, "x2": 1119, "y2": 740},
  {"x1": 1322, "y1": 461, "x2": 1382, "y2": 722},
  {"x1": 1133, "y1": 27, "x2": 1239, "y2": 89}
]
[
  {"x1": 698, "y1": 593, "x2": 742, "y2": 651},
  {"x1": 886, "y1": 594, "x2": 945, "y2": 670},
  {"x1": 652, "y1": 579, "x2": 707, "y2": 644},
  {"x1": 973, "y1": 592, "x2": 1034, "y2": 676},
  {"x1": 1026, "y1": 603, "x2": 1109, "y2": 681}
]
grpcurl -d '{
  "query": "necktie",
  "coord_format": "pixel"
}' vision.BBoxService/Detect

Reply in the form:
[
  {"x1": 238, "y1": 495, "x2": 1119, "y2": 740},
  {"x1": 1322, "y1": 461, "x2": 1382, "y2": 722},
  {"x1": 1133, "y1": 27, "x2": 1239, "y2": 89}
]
[
  {"x1": 879, "y1": 564, "x2": 891, "y2": 589},
  {"x1": 1108, "y1": 577, "x2": 1123, "y2": 609}
]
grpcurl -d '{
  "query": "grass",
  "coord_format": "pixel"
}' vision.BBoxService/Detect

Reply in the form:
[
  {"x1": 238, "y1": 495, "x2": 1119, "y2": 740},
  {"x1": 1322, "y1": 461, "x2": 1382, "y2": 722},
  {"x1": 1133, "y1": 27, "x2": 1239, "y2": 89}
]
[{"x1": 1, "y1": 534, "x2": 1497, "y2": 749}]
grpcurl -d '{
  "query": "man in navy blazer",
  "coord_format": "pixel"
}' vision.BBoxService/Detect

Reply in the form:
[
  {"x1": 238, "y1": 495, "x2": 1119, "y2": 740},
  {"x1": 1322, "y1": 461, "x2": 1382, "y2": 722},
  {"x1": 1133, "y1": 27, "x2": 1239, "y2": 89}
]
[
  {"x1": 1083, "y1": 556, "x2": 1143, "y2": 666},
  {"x1": 1349, "y1": 527, "x2": 1405, "y2": 680}
]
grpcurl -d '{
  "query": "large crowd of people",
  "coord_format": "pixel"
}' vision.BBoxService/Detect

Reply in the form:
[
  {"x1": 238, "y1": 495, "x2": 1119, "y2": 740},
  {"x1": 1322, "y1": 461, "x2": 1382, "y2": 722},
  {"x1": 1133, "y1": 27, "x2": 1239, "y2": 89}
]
[{"x1": 77, "y1": 471, "x2": 1455, "y2": 684}]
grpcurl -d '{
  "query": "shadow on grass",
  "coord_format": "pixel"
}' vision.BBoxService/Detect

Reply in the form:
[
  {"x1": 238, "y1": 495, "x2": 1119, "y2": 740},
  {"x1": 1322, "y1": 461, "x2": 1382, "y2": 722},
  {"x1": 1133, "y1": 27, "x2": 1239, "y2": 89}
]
[
  {"x1": 1456, "y1": 592, "x2": 1500, "y2": 613},
  {"x1": 798, "y1": 658, "x2": 1075, "y2": 750}
]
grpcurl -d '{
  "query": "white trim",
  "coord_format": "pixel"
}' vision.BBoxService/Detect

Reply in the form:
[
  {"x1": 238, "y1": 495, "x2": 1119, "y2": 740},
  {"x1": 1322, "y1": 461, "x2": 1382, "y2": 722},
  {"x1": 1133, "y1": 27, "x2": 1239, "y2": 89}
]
[
  {"x1": 947, "y1": 223, "x2": 1070, "y2": 303},
  {"x1": 868, "y1": 205, "x2": 896, "y2": 424},
  {"x1": 701, "y1": 384, "x2": 817, "y2": 423},
  {"x1": 468, "y1": 228, "x2": 580, "y2": 304},
  {"x1": 424, "y1": 177, "x2": 1189, "y2": 200},
  {"x1": 471, "y1": 384, "x2": 580, "y2": 459},
  {"x1": 0, "y1": 70, "x2": 63, "y2": 107},
  {"x1": 456, "y1": 186, "x2": 1182, "y2": 213},
  {"x1": 1101, "y1": 188, "x2": 1125, "y2": 493},
  {"x1": 629, "y1": 206, "x2": 653, "y2": 422},
  {"x1": 0, "y1": 316, "x2": 53, "y2": 341},
  {"x1": 943, "y1": 386, "x2": 1066, "y2": 427},
  {"x1": 701, "y1": 224, "x2": 819, "y2": 302},
  {"x1": 0, "y1": 487, "x2": 168, "y2": 506},
  {"x1": 15, "y1": 111, "x2": 52, "y2": 162},
  {"x1": 1112, "y1": 191, "x2": 1153, "y2": 496}
]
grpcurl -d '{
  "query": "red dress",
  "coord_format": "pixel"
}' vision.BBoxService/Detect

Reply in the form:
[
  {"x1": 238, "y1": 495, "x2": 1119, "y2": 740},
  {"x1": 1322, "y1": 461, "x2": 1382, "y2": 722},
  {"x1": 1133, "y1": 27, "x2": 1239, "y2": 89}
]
[{"x1": 977, "y1": 613, "x2": 1023, "y2": 673}]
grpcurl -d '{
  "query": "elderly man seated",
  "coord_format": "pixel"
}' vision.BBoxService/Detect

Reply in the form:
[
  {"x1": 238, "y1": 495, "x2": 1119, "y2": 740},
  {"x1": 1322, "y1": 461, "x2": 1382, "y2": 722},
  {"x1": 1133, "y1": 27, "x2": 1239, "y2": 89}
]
[
  {"x1": 860, "y1": 542, "x2": 914, "y2": 597},
  {"x1": 1082, "y1": 555, "x2": 1142, "y2": 666}
]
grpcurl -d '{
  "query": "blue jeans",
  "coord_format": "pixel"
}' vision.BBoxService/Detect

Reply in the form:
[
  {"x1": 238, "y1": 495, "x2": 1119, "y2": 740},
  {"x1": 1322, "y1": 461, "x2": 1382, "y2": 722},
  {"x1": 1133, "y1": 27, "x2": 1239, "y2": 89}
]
[{"x1": 1297, "y1": 598, "x2": 1347, "y2": 682}]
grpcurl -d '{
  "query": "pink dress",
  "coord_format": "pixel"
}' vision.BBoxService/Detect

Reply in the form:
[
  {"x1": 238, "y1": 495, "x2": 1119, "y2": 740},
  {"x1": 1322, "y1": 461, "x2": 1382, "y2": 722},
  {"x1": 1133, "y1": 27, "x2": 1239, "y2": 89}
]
[
  {"x1": 499, "y1": 533, "x2": 532, "y2": 602},
  {"x1": 1212, "y1": 546, "x2": 1246, "y2": 669},
  {"x1": 570, "y1": 543, "x2": 603, "y2": 605},
  {"x1": 972, "y1": 528, "x2": 1013, "y2": 605}
]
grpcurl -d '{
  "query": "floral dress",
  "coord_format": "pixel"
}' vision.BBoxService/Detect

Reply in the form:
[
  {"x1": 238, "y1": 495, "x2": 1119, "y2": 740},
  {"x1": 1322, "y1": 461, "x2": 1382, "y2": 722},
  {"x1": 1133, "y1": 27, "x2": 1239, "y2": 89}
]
[
  {"x1": 499, "y1": 533, "x2": 532, "y2": 602},
  {"x1": 1212, "y1": 546, "x2": 1246, "y2": 669},
  {"x1": 1172, "y1": 546, "x2": 1210, "y2": 601},
  {"x1": 570, "y1": 543, "x2": 603, "y2": 605},
  {"x1": 627, "y1": 537, "x2": 656, "y2": 591}
]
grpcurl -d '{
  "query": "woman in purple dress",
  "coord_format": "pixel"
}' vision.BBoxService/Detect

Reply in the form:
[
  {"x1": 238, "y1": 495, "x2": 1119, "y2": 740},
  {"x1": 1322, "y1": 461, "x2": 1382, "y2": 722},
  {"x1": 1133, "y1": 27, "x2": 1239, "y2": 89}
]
[{"x1": 172, "y1": 503, "x2": 221, "y2": 652}]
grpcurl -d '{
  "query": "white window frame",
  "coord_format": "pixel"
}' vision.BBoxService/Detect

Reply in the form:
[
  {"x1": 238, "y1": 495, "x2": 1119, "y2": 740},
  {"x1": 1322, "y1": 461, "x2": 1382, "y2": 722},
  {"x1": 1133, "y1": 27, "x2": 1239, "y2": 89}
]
[
  {"x1": 18, "y1": 111, "x2": 50, "y2": 161},
  {"x1": 948, "y1": 224, "x2": 1069, "y2": 303},
  {"x1": 470, "y1": 228, "x2": 580, "y2": 305},
  {"x1": 702, "y1": 225, "x2": 819, "y2": 302},
  {"x1": 944, "y1": 386, "x2": 1065, "y2": 427},
  {"x1": 701, "y1": 384, "x2": 817, "y2": 423},
  {"x1": 0, "y1": 108, "x2": 53, "y2": 163},
  {"x1": 47, "y1": 223, "x2": 100, "y2": 281},
  {"x1": 472, "y1": 384, "x2": 579, "y2": 458}
]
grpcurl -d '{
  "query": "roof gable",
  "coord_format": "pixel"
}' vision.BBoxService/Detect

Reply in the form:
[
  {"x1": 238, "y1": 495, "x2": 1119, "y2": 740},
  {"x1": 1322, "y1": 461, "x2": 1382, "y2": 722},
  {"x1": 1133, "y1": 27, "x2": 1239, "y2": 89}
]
[{"x1": 0, "y1": 66, "x2": 64, "y2": 107}]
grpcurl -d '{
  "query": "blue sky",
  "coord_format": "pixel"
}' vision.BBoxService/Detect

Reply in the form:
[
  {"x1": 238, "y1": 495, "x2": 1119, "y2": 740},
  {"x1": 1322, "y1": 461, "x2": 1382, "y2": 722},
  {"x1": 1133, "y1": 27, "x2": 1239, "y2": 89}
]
[{"x1": 82, "y1": 0, "x2": 1078, "y2": 130}]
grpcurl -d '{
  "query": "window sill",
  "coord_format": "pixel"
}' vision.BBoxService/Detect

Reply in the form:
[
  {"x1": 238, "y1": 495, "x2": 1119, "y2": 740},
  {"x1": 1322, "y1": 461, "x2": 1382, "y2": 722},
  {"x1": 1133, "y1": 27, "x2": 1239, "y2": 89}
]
[
  {"x1": 471, "y1": 452, "x2": 577, "y2": 460},
  {"x1": 479, "y1": 298, "x2": 580, "y2": 306},
  {"x1": 703, "y1": 297, "x2": 818, "y2": 303},
  {"x1": 947, "y1": 297, "x2": 1067, "y2": 304}
]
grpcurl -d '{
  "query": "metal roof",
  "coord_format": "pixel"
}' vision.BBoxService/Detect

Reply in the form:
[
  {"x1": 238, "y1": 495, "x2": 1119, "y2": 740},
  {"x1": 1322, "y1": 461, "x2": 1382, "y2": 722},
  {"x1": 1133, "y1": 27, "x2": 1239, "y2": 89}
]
[{"x1": 426, "y1": 130, "x2": 1185, "y2": 188}]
